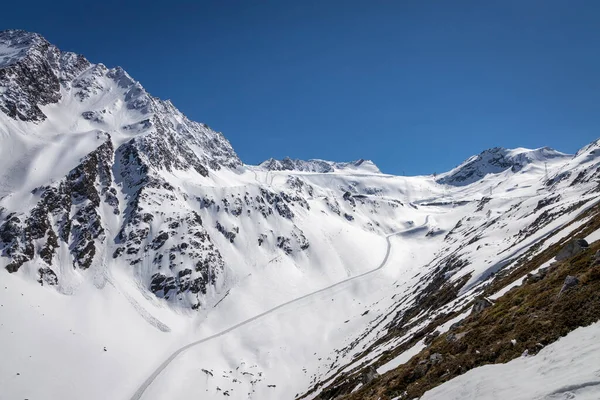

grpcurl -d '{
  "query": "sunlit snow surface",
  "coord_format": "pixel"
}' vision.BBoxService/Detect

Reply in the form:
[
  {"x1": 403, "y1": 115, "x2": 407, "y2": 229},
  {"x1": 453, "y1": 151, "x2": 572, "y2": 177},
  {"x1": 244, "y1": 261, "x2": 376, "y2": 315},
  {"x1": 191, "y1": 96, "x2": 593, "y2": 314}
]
[
  {"x1": 421, "y1": 322, "x2": 600, "y2": 400},
  {"x1": 3, "y1": 138, "x2": 600, "y2": 400},
  {"x1": 4, "y1": 159, "x2": 600, "y2": 400}
]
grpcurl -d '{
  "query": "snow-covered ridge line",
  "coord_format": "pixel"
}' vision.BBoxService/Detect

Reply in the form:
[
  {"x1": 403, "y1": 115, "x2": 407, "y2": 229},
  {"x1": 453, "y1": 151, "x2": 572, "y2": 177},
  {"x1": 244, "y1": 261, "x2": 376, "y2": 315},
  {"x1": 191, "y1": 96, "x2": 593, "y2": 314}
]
[
  {"x1": 0, "y1": 29, "x2": 241, "y2": 172},
  {"x1": 437, "y1": 146, "x2": 571, "y2": 186},
  {"x1": 0, "y1": 29, "x2": 243, "y2": 311},
  {"x1": 259, "y1": 157, "x2": 381, "y2": 174}
]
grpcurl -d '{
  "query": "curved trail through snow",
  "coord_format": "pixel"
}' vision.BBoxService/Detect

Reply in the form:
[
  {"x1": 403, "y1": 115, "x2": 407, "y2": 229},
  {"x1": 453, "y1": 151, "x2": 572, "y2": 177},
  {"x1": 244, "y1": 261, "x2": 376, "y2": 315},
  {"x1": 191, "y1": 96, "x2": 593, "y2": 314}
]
[{"x1": 129, "y1": 220, "x2": 428, "y2": 400}]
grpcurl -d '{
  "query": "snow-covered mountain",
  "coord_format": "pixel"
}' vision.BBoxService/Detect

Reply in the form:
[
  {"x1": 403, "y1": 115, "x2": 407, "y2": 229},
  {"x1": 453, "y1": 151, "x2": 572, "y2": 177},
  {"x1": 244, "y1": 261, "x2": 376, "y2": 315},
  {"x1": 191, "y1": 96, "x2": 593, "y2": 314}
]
[
  {"x1": 1, "y1": 30, "x2": 600, "y2": 400},
  {"x1": 0, "y1": 29, "x2": 241, "y2": 310},
  {"x1": 436, "y1": 146, "x2": 570, "y2": 186},
  {"x1": 260, "y1": 157, "x2": 381, "y2": 174}
]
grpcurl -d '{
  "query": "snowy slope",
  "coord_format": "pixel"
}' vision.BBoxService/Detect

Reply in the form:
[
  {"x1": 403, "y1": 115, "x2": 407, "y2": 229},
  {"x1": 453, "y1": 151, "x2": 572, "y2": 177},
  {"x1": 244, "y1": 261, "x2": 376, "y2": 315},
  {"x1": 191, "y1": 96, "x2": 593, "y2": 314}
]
[
  {"x1": 1, "y1": 30, "x2": 600, "y2": 400},
  {"x1": 421, "y1": 322, "x2": 600, "y2": 400},
  {"x1": 437, "y1": 146, "x2": 570, "y2": 186}
]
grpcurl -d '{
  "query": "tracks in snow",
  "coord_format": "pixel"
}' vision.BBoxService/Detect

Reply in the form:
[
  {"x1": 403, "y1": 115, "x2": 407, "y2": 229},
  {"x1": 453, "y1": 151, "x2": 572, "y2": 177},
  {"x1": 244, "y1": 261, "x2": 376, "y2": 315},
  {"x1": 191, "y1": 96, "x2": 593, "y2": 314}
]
[{"x1": 128, "y1": 220, "x2": 429, "y2": 400}]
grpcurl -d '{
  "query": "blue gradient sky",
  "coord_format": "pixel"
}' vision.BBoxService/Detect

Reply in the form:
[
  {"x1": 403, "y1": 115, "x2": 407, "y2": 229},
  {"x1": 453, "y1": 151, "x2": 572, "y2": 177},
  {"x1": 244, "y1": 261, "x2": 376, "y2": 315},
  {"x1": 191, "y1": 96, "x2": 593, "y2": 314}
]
[{"x1": 2, "y1": 1, "x2": 600, "y2": 174}]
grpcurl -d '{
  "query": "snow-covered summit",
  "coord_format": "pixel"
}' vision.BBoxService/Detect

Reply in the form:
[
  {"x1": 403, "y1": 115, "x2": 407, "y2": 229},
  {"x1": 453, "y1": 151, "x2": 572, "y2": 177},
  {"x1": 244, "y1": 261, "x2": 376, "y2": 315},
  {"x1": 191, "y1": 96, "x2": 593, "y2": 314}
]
[
  {"x1": 259, "y1": 157, "x2": 381, "y2": 174},
  {"x1": 437, "y1": 146, "x2": 570, "y2": 186},
  {"x1": 0, "y1": 30, "x2": 242, "y2": 309},
  {"x1": 0, "y1": 29, "x2": 241, "y2": 170},
  {"x1": 0, "y1": 30, "x2": 48, "y2": 67}
]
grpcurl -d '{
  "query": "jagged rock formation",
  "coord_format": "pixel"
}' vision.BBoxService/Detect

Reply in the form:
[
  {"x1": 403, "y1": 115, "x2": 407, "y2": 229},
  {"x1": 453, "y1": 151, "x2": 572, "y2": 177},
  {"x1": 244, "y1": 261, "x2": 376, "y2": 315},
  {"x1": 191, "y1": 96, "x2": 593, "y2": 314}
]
[
  {"x1": 0, "y1": 30, "x2": 241, "y2": 309},
  {"x1": 260, "y1": 157, "x2": 381, "y2": 174}
]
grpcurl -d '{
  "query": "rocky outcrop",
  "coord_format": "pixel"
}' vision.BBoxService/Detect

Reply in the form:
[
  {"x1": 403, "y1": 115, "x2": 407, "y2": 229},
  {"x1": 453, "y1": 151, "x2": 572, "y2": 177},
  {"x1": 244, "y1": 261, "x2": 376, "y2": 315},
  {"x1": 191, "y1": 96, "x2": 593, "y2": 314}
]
[
  {"x1": 1, "y1": 137, "x2": 114, "y2": 274},
  {"x1": 261, "y1": 157, "x2": 334, "y2": 173},
  {"x1": 0, "y1": 31, "x2": 63, "y2": 121},
  {"x1": 260, "y1": 157, "x2": 380, "y2": 173},
  {"x1": 216, "y1": 221, "x2": 237, "y2": 243},
  {"x1": 358, "y1": 366, "x2": 379, "y2": 385},
  {"x1": 556, "y1": 239, "x2": 589, "y2": 261},
  {"x1": 0, "y1": 30, "x2": 240, "y2": 309},
  {"x1": 593, "y1": 250, "x2": 600, "y2": 265},
  {"x1": 471, "y1": 297, "x2": 493, "y2": 315},
  {"x1": 559, "y1": 275, "x2": 579, "y2": 295},
  {"x1": 277, "y1": 228, "x2": 310, "y2": 255}
]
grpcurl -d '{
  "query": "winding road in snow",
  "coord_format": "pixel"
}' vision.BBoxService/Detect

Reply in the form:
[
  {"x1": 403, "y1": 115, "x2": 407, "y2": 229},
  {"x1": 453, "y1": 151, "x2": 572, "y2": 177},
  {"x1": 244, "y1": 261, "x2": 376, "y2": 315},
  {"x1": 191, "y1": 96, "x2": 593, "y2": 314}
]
[{"x1": 129, "y1": 220, "x2": 427, "y2": 400}]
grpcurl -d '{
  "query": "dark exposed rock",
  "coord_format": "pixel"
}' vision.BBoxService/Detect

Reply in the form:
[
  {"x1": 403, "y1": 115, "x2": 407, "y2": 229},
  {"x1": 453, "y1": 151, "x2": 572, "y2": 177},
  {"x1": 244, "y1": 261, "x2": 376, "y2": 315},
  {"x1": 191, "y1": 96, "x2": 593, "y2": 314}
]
[
  {"x1": 448, "y1": 320, "x2": 463, "y2": 332},
  {"x1": 38, "y1": 267, "x2": 58, "y2": 286},
  {"x1": 437, "y1": 147, "x2": 567, "y2": 186},
  {"x1": 277, "y1": 236, "x2": 293, "y2": 255},
  {"x1": 293, "y1": 229, "x2": 310, "y2": 251},
  {"x1": 81, "y1": 110, "x2": 105, "y2": 123},
  {"x1": 113, "y1": 247, "x2": 124, "y2": 258},
  {"x1": 524, "y1": 271, "x2": 544, "y2": 284},
  {"x1": 429, "y1": 352, "x2": 443, "y2": 364},
  {"x1": 0, "y1": 216, "x2": 29, "y2": 271},
  {"x1": 150, "y1": 273, "x2": 177, "y2": 298},
  {"x1": 546, "y1": 171, "x2": 571, "y2": 187},
  {"x1": 593, "y1": 250, "x2": 600, "y2": 265},
  {"x1": 230, "y1": 198, "x2": 243, "y2": 217},
  {"x1": 413, "y1": 360, "x2": 430, "y2": 378},
  {"x1": 559, "y1": 275, "x2": 579, "y2": 295},
  {"x1": 198, "y1": 196, "x2": 216, "y2": 209},
  {"x1": 0, "y1": 156, "x2": 113, "y2": 272},
  {"x1": 287, "y1": 176, "x2": 314, "y2": 196},
  {"x1": 0, "y1": 31, "x2": 64, "y2": 122},
  {"x1": 324, "y1": 197, "x2": 341, "y2": 215},
  {"x1": 556, "y1": 239, "x2": 589, "y2": 261},
  {"x1": 471, "y1": 297, "x2": 493, "y2": 315},
  {"x1": 39, "y1": 229, "x2": 59, "y2": 265},
  {"x1": 358, "y1": 366, "x2": 379, "y2": 385},
  {"x1": 534, "y1": 195, "x2": 561, "y2": 213},
  {"x1": 260, "y1": 157, "x2": 334, "y2": 173},
  {"x1": 258, "y1": 234, "x2": 267, "y2": 247},
  {"x1": 476, "y1": 197, "x2": 491, "y2": 212},
  {"x1": 259, "y1": 188, "x2": 309, "y2": 219},
  {"x1": 0, "y1": 30, "x2": 239, "y2": 310},
  {"x1": 216, "y1": 221, "x2": 236, "y2": 243},
  {"x1": 342, "y1": 191, "x2": 356, "y2": 207},
  {"x1": 423, "y1": 330, "x2": 440, "y2": 345},
  {"x1": 151, "y1": 232, "x2": 169, "y2": 250}
]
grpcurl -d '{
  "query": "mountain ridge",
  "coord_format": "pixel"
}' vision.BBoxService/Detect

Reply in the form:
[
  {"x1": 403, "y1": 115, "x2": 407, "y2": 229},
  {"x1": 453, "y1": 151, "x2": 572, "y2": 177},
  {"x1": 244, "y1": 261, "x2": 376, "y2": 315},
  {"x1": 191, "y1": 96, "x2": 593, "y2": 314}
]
[
  {"x1": 259, "y1": 157, "x2": 382, "y2": 174},
  {"x1": 437, "y1": 146, "x2": 571, "y2": 186}
]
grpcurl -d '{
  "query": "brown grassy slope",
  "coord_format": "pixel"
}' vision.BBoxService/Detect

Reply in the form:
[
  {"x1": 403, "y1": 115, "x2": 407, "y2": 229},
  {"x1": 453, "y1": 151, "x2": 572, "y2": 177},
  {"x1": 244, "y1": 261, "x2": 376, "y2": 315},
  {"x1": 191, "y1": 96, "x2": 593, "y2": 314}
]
[{"x1": 341, "y1": 237, "x2": 600, "y2": 400}]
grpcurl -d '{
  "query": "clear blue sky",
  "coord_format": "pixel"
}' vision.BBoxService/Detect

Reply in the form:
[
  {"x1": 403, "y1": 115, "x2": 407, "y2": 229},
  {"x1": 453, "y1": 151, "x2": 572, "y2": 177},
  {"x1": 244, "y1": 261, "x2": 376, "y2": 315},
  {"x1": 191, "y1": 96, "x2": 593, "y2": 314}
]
[{"x1": 2, "y1": 1, "x2": 600, "y2": 175}]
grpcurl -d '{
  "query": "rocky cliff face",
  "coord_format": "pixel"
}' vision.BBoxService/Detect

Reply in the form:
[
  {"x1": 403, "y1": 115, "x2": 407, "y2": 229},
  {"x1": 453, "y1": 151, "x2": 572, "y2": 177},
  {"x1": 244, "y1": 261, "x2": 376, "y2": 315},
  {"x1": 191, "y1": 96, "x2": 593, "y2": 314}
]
[
  {"x1": 0, "y1": 31, "x2": 65, "y2": 121},
  {"x1": 0, "y1": 30, "x2": 243, "y2": 309},
  {"x1": 0, "y1": 31, "x2": 338, "y2": 311}
]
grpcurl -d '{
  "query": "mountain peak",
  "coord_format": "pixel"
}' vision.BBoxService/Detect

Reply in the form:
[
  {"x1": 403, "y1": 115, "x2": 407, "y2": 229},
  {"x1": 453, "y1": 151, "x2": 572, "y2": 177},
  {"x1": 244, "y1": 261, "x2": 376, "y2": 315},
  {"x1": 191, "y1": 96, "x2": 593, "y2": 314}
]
[
  {"x1": 437, "y1": 146, "x2": 570, "y2": 186},
  {"x1": 0, "y1": 29, "x2": 241, "y2": 171},
  {"x1": 0, "y1": 29, "x2": 46, "y2": 44},
  {"x1": 0, "y1": 30, "x2": 49, "y2": 67},
  {"x1": 259, "y1": 157, "x2": 381, "y2": 173}
]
